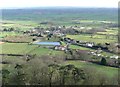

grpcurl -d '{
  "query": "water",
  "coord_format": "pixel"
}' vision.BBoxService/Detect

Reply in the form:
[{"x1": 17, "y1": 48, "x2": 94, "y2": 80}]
[{"x1": 34, "y1": 42, "x2": 60, "y2": 46}]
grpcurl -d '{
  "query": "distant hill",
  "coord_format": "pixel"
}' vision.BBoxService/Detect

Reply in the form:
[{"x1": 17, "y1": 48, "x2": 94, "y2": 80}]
[{"x1": 2, "y1": 8, "x2": 117, "y2": 22}]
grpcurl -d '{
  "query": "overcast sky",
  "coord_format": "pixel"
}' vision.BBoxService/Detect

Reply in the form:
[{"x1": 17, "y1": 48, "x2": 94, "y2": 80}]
[{"x1": 0, "y1": 0, "x2": 119, "y2": 9}]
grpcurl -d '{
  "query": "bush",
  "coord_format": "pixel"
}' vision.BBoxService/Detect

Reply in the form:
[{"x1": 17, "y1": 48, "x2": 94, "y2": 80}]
[{"x1": 100, "y1": 57, "x2": 107, "y2": 65}]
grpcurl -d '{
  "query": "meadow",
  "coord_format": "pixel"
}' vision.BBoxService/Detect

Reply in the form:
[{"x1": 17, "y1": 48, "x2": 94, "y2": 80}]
[
  {"x1": 65, "y1": 61, "x2": 118, "y2": 77},
  {"x1": 66, "y1": 34, "x2": 117, "y2": 44},
  {"x1": 1, "y1": 43, "x2": 64, "y2": 56}
]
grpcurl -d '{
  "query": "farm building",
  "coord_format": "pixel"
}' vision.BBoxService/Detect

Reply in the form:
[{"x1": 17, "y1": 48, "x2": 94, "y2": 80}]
[{"x1": 54, "y1": 46, "x2": 67, "y2": 51}]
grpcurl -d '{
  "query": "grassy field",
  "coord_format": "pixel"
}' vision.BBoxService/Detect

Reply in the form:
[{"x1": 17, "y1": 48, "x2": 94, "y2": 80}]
[
  {"x1": 1, "y1": 42, "x2": 65, "y2": 56},
  {"x1": 65, "y1": 61, "x2": 118, "y2": 77},
  {"x1": 2, "y1": 20, "x2": 39, "y2": 31},
  {"x1": 29, "y1": 46, "x2": 65, "y2": 56},
  {"x1": 72, "y1": 45, "x2": 115, "y2": 56},
  {"x1": 1, "y1": 43, "x2": 37, "y2": 54},
  {"x1": 0, "y1": 32, "x2": 21, "y2": 38},
  {"x1": 66, "y1": 34, "x2": 117, "y2": 44},
  {"x1": 3, "y1": 35, "x2": 33, "y2": 42},
  {"x1": 61, "y1": 41, "x2": 115, "y2": 57},
  {"x1": 97, "y1": 29, "x2": 118, "y2": 35}
]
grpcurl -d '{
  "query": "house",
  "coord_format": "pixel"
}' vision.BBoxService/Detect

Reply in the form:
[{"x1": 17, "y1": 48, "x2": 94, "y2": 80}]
[
  {"x1": 54, "y1": 46, "x2": 67, "y2": 51},
  {"x1": 52, "y1": 30, "x2": 65, "y2": 37},
  {"x1": 45, "y1": 30, "x2": 50, "y2": 33},
  {"x1": 86, "y1": 43, "x2": 94, "y2": 47},
  {"x1": 97, "y1": 54, "x2": 102, "y2": 57},
  {"x1": 80, "y1": 27, "x2": 85, "y2": 29},
  {"x1": 90, "y1": 52, "x2": 97, "y2": 56},
  {"x1": 58, "y1": 26, "x2": 62, "y2": 29},
  {"x1": 110, "y1": 55, "x2": 119, "y2": 59}
]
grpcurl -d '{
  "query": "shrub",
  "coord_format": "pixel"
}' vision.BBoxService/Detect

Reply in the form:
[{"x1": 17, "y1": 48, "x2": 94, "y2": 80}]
[{"x1": 100, "y1": 57, "x2": 107, "y2": 65}]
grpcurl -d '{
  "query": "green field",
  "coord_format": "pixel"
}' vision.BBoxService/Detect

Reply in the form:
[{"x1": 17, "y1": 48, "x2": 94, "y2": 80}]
[
  {"x1": 66, "y1": 34, "x2": 117, "y2": 44},
  {"x1": 0, "y1": 32, "x2": 21, "y2": 38},
  {"x1": 65, "y1": 61, "x2": 118, "y2": 77},
  {"x1": 1, "y1": 43, "x2": 65, "y2": 56},
  {"x1": 97, "y1": 29, "x2": 118, "y2": 35},
  {"x1": 2, "y1": 20, "x2": 39, "y2": 31},
  {"x1": 1, "y1": 43, "x2": 37, "y2": 54}
]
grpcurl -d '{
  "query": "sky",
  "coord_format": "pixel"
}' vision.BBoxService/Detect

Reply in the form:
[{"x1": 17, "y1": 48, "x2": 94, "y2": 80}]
[{"x1": 0, "y1": 0, "x2": 119, "y2": 9}]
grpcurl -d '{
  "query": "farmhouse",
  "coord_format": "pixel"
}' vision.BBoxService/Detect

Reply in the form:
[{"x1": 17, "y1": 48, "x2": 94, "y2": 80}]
[
  {"x1": 86, "y1": 42, "x2": 94, "y2": 47},
  {"x1": 52, "y1": 30, "x2": 65, "y2": 37},
  {"x1": 45, "y1": 30, "x2": 50, "y2": 33},
  {"x1": 54, "y1": 45, "x2": 67, "y2": 51},
  {"x1": 110, "y1": 55, "x2": 119, "y2": 59}
]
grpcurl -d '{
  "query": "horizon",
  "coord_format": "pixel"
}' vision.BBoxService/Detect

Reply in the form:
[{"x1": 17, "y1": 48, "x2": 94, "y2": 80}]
[
  {"x1": 1, "y1": 6, "x2": 118, "y2": 10},
  {"x1": 0, "y1": 0, "x2": 119, "y2": 9}
]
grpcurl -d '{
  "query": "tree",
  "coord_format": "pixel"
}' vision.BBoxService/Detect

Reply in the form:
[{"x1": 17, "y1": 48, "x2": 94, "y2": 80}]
[
  {"x1": 59, "y1": 66, "x2": 67, "y2": 85},
  {"x1": 48, "y1": 64, "x2": 60, "y2": 86},
  {"x1": 59, "y1": 65, "x2": 85, "y2": 85},
  {"x1": 3, "y1": 28, "x2": 8, "y2": 31},
  {"x1": 24, "y1": 57, "x2": 50, "y2": 85},
  {"x1": 8, "y1": 64, "x2": 25, "y2": 85},
  {"x1": 9, "y1": 27, "x2": 14, "y2": 31},
  {"x1": 58, "y1": 65, "x2": 75, "y2": 85},
  {"x1": 101, "y1": 57, "x2": 107, "y2": 65},
  {"x1": 32, "y1": 38, "x2": 36, "y2": 41},
  {"x1": 72, "y1": 68, "x2": 85, "y2": 84},
  {"x1": 2, "y1": 69, "x2": 10, "y2": 85}
]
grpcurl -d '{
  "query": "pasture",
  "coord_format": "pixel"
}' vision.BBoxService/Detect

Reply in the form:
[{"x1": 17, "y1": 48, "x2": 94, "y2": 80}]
[
  {"x1": 2, "y1": 20, "x2": 39, "y2": 31},
  {"x1": 66, "y1": 34, "x2": 117, "y2": 44},
  {"x1": 97, "y1": 29, "x2": 118, "y2": 35},
  {"x1": 1, "y1": 42, "x2": 65, "y2": 56},
  {"x1": 65, "y1": 61, "x2": 118, "y2": 77},
  {"x1": 0, "y1": 32, "x2": 21, "y2": 38},
  {"x1": 1, "y1": 43, "x2": 37, "y2": 54}
]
